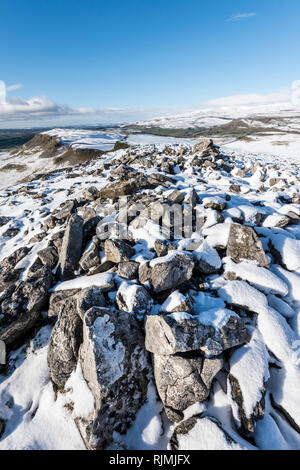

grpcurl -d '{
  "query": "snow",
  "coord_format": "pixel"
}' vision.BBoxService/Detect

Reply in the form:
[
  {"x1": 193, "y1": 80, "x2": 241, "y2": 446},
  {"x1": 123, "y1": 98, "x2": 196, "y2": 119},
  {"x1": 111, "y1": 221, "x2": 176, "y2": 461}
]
[
  {"x1": 218, "y1": 280, "x2": 269, "y2": 314},
  {"x1": 64, "y1": 363, "x2": 95, "y2": 419},
  {"x1": 262, "y1": 214, "x2": 289, "y2": 228},
  {"x1": 228, "y1": 329, "x2": 270, "y2": 421},
  {"x1": 0, "y1": 326, "x2": 85, "y2": 450},
  {"x1": 202, "y1": 223, "x2": 231, "y2": 248},
  {"x1": 192, "y1": 291, "x2": 225, "y2": 313},
  {"x1": 255, "y1": 409, "x2": 290, "y2": 450},
  {"x1": 126, "y1": 134, "x2": 196, "y2": 146},
  {"x1": 257, "y1": 307, "x2": 297, "y2": 363},
  {"x1": 160, "y1": 290, "x2": 189, "y2": 313},
  {"x1": 267, "y1": 294, "x2": 295, "y2": 319},
  {"x1": 173, "y1": 416, "x2": 251, "y2": 450},
  {"x1": 51, "y1": 272, "x2": 114, "y2": 292},
  {"x1": 198, "y1": 307, "x2": 238, "y2": 330},
  {"x1": 120, "y1": 382, "x2": 165, "y2": 450},
  {"x1": 269, "y1": 234, "x2": 300, "y2": 271},
  {"x1": 193, "y1": 240, "x2": 222, "y2": 271},
  {"x1": 223, "y1": 258, "x2": 289, "y2": 296},
  {"x1": 44, "y1": 128, "x2": 126, "y2": 151}
]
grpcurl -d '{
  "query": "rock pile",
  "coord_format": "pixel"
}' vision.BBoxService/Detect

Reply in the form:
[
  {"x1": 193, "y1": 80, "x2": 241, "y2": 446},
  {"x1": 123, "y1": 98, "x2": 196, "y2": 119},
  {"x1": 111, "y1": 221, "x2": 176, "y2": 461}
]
[{"x1": 0, "y1": 136, "x2": 300, "y2": 450}]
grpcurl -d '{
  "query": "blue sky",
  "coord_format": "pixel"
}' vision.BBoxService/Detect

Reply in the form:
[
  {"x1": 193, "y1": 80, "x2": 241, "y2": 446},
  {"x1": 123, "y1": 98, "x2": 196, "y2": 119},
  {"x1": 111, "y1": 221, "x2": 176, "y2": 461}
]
[{"x1": 0, "y1": 0, "x2": 300, "y2": 127}]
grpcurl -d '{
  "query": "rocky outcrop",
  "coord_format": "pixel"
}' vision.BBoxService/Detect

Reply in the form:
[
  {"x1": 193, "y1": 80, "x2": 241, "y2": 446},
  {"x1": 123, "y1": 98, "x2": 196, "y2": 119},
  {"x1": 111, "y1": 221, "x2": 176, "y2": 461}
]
[
  {"x1": 0, "y1": 246, "x2": 31, "y2": 291},
  {"x1": 78, "y1": 307, "x2": 151, "y2": 449},
  {"x1": 12, "y1": 133, "x2": 64, "y2": 158},
  {"x1": 48, "y1": 287, "x2": 106, "y2": 387},
  {"x1": 57, "y1": 214, "x2": 84, "y2": 281},
  {"x1": 3, "y1": 134, "x2": 299, "y2": 451},
  {"x1": 0, "y1": 266, "x2": 52, "y2": 348}
]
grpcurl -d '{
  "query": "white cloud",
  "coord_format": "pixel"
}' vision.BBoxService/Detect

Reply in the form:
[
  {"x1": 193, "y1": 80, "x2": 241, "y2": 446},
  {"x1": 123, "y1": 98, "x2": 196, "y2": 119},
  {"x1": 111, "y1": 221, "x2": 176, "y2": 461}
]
[
  {"x1": 0, "y1": 80, "x2": 6, "y2": 104},
  {"x1": 226, "y1": 13, "x2": 256, "y2": 22},
  {"x1": 0, "y1": 79, "x2": 299, "y2": 127},
  {"x1": 6, "y1": 83, "x2": 24, "y2": 92},
  {"x1": 206, "y1": 89, "x2": 290, "y2": 108},
  {"x1": 0, "y1": 80, "x2": 143, "y2": 122}
]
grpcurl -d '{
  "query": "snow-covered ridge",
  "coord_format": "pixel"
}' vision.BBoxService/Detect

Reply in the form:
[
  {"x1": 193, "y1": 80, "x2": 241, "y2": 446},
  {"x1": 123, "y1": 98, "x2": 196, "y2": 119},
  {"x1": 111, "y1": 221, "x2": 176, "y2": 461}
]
[
  {"x1": 133, "y1": 102, "x2": 300, "y2": 130},
  {"x1": 43, "y1": 128, "x2": 126, "y2": 151}
]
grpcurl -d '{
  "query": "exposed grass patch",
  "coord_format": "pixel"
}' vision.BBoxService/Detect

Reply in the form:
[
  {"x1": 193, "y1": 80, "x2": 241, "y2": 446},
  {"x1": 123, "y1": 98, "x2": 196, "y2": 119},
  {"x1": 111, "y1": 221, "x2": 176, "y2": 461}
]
[
  {"x1": 113, "y1": 141, "x2": 130, "y2": 151},
  {"x1": 0, "y1": 163, "x2": 27, "y2": 172}
]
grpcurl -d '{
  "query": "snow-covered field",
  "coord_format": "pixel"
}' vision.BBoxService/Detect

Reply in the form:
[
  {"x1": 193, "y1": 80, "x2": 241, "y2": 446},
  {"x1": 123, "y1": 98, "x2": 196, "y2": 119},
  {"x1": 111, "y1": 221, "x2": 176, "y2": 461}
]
[
  {"x1": 222, "y1": 134, "x2": 300, "y2": 162},
  {"x1": 0, "y1": 129, "x2": 300, "y2": 450}
]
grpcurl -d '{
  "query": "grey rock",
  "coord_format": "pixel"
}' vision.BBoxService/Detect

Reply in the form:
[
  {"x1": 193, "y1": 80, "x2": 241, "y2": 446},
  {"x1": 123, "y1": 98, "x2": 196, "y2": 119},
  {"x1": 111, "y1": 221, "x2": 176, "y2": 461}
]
[
  {"x1": 269, "y1": 178, "x2": 281, "y2": 187},
  {"x1": 0, "y1": 216, "x2": 12, "y2": 227},
  {"x1": 104, "y1": 239, "x2": 134, "y2": 263},
  {"x1": 116, "y1": 283, "x2": 152, "y2": 319},
  {"x1": 203, "y1": 200, "x2": 226, "y2": 211},
  {"x1": 48, "y1": 295, "x2": 82, "y2": 388},
  {"x1": 150, "y1": 253, "x2": 194, "y2": 293},
  {"x1": 117, "y1": 261, "x2": 139, "y2": 280},
  {"x1": 89, "y1": 260, "x2": 115, "y2": 275},
  {"x1": 83, "y1": 216, "x2": 101, "y2": 245},
  {"x1": 229, "y1": 184, "x2": 241, "y2": 194},
  {"x1": 201, "y1": 357, "x2": 223, "y2": 389},
  {"x1": 145, "y1": 311, "x2": 249, "y2": 356},
  {"x1": 48, "y1": 286, "x2": 106, "y2": 387},
  {"x1": 167, "y1": 190, "x2": 185, "y2": 204},
  {"x1": 0, "y1": 266, "x2": 52, "y2": 348},
  {"x1": 185, "y1": 188, "x2": 199, "y2": 207},
  {"x1": 192, "y1": 139, "x2": 214, "y2": 154},
  {"x1": 138, "y1": 262, "x2": 152, "y2": 284},
  {"x1": 226, "y1": 224, "x2": 269, "y2": 268},
  {"x1": 48, "y1": 289, "x2": 80, "y2": 317},
  {"x1": 78, "y1": 307, "x2": 151, "y2": 449},
  {"x1": 145, "y1": 314, "x2": 212, "y2": 356},
  {"x1": 37, "y1": 246, "x2": 58, "y2": 269},
  {"x1": 99, "y1": 178, "x2": 147, "y2": 199},
  {"x1": 154, "y1": 239, "x2": 168, "y2": 257},
  {"x1": 0, "y1": 246, "x2": 31, "y2": 291},
  {"x1": 154, "y1": 353, "x2": 208, "y2": 421},
  {"x1": 57, "y1": 214, "x2": 84, "y2": 281},
  {"x1": 54, "y1": 199, "x2": 77, "y2": 221},
  {"x1": 77, "y1": 287, "x2": 106, "y2": 320},
  {"x1": 79, "y1": 241, "x2": 100, "y2": 272}
]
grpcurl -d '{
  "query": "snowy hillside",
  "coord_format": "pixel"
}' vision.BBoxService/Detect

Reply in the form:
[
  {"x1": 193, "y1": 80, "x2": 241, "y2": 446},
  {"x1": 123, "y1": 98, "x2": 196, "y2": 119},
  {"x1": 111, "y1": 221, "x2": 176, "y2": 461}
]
[
  {"x1": 129, "y1": 102, "x2": 300, "y2": 162},
  {"x1": 0, "y1": 132, "x2": 300, "y2": 450}
]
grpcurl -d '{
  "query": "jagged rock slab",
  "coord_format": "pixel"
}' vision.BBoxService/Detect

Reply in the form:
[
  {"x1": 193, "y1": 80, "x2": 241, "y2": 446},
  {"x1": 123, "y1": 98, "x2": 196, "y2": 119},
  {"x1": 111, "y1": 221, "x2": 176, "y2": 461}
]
[
  {"x1": 145, "y1": 309, "x2": 249, "y2": 356},
  {"x1": 226, "y1": 224, "x2": 269, "y2": 267},
  {"x1": 57, "y1": 214, "x2": 84, "y2": 281},
  {"x1": 48, "y1": 286, "x2": 106, "y2": 387},
  {"x1": 78, "y1": 307, "x2": 151, "y2": 449}
]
